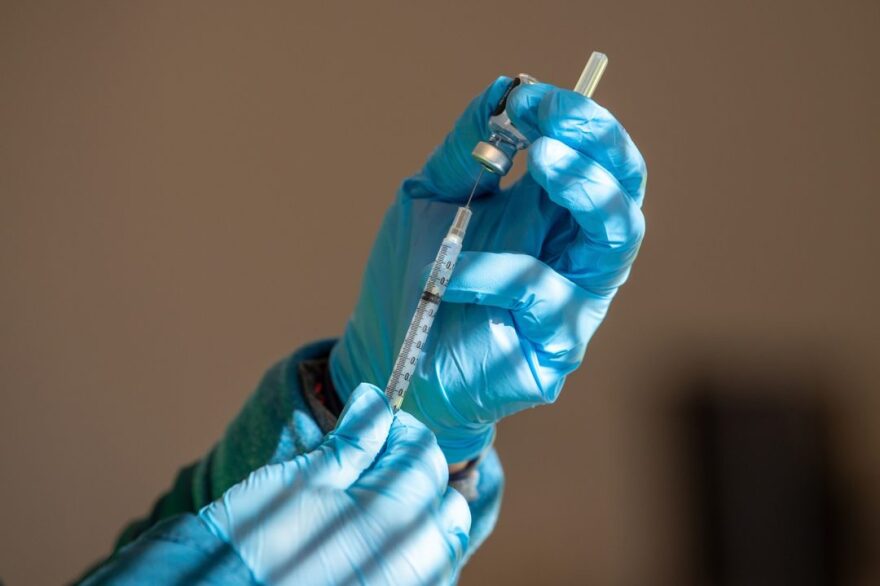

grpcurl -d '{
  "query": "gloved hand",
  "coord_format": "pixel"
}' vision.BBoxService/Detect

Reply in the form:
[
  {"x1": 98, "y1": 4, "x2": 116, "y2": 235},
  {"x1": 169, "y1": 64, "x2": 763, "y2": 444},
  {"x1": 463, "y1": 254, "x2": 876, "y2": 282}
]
[
  {"x1": 199, "y1": 383, "x2": 471, "y2": 586},
  {"x1": 331, "y1": 77, "x2": 647, "y2": 463}
]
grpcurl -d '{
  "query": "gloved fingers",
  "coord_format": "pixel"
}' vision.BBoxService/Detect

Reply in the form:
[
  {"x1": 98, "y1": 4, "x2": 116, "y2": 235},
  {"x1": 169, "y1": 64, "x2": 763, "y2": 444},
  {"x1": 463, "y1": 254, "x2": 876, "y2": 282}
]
[
  {"x1": 528, "y1": 137, "x2": 646, "y2": 294},
  {"x1": 510, "y1": 86, "x2": 647, "y2": 204},
  {"x1": 305, "y1": 383, "x2": 393, "y2": 489},
  {"x1": 505, "y1": 81, "x2": 555, "y2": 144},
  {"x1": 353, "y1": 411, "x2": 450, "y2": 506},
  {"x1": 403, "y1": 77, "x2": 511, "y2": 203},
  {"x1": 443, "y1": 251, "x2": 608, "y2": 368},
  {"x1": 438, "y1": 488, "x2": 471, "y2": 562}
]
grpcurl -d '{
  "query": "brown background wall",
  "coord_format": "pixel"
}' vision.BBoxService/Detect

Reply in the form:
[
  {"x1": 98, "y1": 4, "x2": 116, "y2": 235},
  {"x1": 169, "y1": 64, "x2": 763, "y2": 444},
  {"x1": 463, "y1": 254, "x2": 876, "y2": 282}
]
[{"x1": 1, "y1": 1, "x2": 878, "y2": 584}]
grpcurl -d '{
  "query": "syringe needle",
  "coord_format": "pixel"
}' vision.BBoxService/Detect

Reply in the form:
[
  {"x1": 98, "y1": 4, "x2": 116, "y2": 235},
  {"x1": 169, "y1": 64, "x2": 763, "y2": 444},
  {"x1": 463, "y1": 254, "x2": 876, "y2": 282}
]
[{"x1": 465, "y1": 168, "x2": 485, "y2": 209}]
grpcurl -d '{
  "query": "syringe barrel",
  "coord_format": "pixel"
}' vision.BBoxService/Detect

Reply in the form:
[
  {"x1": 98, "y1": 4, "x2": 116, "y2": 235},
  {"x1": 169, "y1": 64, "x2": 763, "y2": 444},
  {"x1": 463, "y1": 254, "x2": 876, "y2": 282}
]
[{"x1": 384, "y1": 209, "x2": 470, "y2": 411}]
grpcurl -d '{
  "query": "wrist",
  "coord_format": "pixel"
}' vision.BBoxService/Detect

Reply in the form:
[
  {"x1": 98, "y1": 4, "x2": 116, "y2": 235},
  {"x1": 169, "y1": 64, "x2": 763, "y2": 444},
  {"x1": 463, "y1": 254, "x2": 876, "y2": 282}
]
[
  {"x1": 328, "y1": 339, "x2": 358, "y2": 404},
  {"x1": 436, "y1": 425, "x2": 496, "y2": 464}
]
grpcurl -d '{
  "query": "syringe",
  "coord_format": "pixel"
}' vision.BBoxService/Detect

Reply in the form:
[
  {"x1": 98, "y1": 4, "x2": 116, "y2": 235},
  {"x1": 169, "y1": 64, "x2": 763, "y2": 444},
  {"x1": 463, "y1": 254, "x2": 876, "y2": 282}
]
[{"x1": 384, "y1": 51, "x2": 609, "y2": 412}]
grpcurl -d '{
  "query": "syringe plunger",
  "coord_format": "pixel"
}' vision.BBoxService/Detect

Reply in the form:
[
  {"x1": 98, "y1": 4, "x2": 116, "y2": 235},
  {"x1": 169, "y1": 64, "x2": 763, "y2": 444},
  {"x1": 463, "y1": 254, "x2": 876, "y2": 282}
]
[{"x1": 574, "y1": 51, "x2": 608, "y2": 98}]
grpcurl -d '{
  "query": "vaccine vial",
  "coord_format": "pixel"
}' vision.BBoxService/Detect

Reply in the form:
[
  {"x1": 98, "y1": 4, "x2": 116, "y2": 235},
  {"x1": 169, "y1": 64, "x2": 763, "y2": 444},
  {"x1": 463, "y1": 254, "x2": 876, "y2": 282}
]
[{"x1": 471, "y1": 74, "x2": 537, "y2": 176}]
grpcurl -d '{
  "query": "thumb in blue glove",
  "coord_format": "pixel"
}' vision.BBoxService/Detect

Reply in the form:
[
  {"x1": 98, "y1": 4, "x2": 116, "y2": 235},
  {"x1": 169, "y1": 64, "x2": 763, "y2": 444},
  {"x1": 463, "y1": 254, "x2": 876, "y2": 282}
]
[{"x1": 199, "y1": 383, "x2": 471, "y2": 586}]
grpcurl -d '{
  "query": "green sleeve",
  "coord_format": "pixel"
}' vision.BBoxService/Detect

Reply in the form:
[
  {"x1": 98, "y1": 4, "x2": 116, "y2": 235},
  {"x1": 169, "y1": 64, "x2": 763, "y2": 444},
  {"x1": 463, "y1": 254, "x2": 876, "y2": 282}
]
[{"x1": 73, "y1": 341, "x2": 336, "y2": 585}]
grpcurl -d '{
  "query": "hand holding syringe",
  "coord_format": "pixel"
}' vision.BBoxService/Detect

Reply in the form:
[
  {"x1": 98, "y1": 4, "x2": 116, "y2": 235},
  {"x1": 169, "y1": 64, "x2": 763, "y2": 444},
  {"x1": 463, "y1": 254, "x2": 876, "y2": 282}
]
[{"x1": 384, "y1": 52, "x2": 610, "y2": 411}]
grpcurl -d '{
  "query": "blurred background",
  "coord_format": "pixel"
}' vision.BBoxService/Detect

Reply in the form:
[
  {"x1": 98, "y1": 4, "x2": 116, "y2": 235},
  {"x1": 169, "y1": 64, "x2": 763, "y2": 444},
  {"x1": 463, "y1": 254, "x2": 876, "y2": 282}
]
[{"x1": 1, "y1": 1, "x2": 878, "y2": 584}]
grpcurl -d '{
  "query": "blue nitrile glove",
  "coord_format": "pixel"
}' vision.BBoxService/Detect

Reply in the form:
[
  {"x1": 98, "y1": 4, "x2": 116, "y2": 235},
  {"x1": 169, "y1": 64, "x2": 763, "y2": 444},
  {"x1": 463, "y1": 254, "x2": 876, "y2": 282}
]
[
  {"x1": 330, "y1": 77, "x2": 647, "y2": 464},
  {"x1": 198, "y1": 383, "x2": 471, "y2": 586}
]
